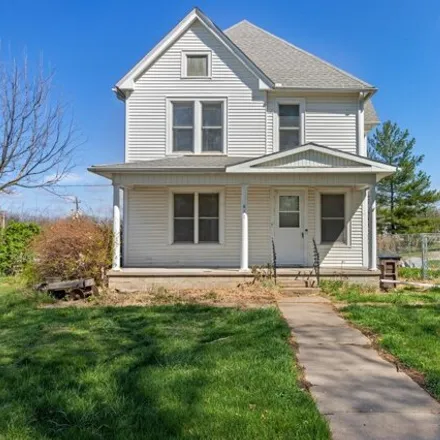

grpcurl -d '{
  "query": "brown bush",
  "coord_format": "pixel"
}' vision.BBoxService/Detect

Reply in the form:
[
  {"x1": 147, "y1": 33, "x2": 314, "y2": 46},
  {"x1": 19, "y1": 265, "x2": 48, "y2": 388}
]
[{"x1": 32, "y1": 216, "x2": 112, "y2": 285}]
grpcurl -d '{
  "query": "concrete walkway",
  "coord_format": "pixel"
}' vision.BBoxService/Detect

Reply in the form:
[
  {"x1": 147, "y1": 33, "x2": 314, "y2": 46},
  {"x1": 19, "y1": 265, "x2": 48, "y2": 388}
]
[{"x1": 278, "y1": 297, "x2": 440, "y2": 440}]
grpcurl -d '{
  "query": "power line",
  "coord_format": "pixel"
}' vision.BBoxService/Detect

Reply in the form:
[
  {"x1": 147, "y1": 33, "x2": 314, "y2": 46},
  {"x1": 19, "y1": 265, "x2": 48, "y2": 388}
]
[{"x1": 55, "y1": 184, "x2": 111, "y2": 187}]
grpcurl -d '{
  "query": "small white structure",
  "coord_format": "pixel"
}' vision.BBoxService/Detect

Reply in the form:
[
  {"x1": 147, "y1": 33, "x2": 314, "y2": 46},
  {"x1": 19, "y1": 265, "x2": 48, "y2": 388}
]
[{"x1": 89, "y1": 8, "x2": 395, "y2": 282}]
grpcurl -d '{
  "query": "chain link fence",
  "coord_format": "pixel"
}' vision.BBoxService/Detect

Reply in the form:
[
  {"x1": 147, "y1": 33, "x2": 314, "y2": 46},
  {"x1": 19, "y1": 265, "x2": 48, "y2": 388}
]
[{"x1": 378, "y1": 234, "x2": 440, "y2": 280}]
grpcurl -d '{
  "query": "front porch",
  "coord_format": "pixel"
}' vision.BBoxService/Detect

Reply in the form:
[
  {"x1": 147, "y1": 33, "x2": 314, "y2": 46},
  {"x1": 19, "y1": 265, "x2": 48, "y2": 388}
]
[
  {"x1": 88, "y1": 143, "x2": 396, "y2": 291},
  {"x1": 108, "y1": 267, "x2": 381, "y2": 291}
]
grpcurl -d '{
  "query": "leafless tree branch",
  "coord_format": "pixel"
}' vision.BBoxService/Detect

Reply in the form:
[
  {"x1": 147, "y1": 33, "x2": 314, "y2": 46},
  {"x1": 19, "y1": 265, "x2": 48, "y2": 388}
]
[{"x1": 0, "y1": 51, "x2": 79, "y2": 194}]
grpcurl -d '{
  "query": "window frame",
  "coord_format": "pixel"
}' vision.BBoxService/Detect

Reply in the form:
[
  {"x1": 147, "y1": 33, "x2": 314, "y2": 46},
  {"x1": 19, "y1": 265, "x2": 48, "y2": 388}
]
[
  {"x1": 316, "y1": 189, "x2": 351, "y2": 246},
  {"x1": 201, "y1": 101, "x2": 224, "y2": 153},
  {"x1": 167, "y1": 98, "x2": 227, "y2": 154},
  {"x1": 278, "y1": 194, "x2": 301, "y2": 229},
  {"x1": 274, "y1": 98, "x2": 305, "y2": 152},
  {"x1": 181, "y1": 51, "x2": 212, "y2": 79},
  {"x1": 171, "y1": 101, "x2": 195, "y2": 153},
  {"x1": 168, "y1": 188, "x2": 225, "y2": 245}
]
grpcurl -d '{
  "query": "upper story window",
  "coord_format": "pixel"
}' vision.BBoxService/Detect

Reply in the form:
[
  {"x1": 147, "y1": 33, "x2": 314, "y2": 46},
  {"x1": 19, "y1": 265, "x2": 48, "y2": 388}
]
[
  {"x1": 169, "y1": 99, "x2": 225, "y2": 154},
  {"x1": 202, "y1": 102, "x2": 223, "y2": 152},
  {"x1": 172, "y1": 102, "x2": 194, "y2": 152},
  {"x1": 182, "y1": 51, "x2": 211, "y2": 78},
  {"x1": 279, "y1": 104, "x2": 300, "y2": 151},
  {"x1": 187, "y1": 55, "x2": 208, "y2": 76},
  {"x1": 276, "y1": 99, "x2": 305, "y2": 152}
]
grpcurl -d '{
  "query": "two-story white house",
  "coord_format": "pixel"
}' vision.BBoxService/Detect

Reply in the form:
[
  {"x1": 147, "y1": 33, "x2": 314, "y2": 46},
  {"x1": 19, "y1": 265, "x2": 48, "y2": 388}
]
[{"x1": 89, "y1": 8, "x2": 395, "y2": 289}]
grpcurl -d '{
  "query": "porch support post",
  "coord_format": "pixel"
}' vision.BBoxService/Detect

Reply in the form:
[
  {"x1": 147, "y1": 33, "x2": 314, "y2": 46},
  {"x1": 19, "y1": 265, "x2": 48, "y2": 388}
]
[
  {"x1": 240, "y1": 184, "x2": 249, "y2": 272},
  {"x1": 113, "y1": 183, "x2": 121, "y2": 270},
  {"x1": 368, "y1": 184, "x2": 377, "y2": 271}
]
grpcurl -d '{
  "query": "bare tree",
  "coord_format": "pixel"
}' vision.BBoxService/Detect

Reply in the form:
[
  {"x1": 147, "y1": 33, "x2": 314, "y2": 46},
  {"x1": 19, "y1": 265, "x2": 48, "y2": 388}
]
[{"x1": 0, "y1": 53, "x2": 78, "y2": 194}]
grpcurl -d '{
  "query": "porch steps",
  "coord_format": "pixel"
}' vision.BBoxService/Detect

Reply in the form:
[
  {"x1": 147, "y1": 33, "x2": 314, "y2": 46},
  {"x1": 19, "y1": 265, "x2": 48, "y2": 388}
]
[
  {"x1": 279, "y1": 287, "x2": 321, "y2": 296},
  {"x1": 277, "y1": 279, "x2": 321, "y2": 296}
]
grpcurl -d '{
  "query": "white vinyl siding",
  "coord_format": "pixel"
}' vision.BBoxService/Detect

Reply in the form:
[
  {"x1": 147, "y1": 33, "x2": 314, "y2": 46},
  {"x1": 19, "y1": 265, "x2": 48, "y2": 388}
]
[
  {"x1": 305, "y1": 96, "x2": 358, "y2": 153},
  {"x1": 125, "y1": 186, "x2": 272, "y2": 267},
  {"x1": 127, "y1": 21, "x2": 266, "y2": 161},
  {"x1": 125, "y1": 185, "x2": 365, "y2": 268},
  {"x1": 267, "y1": 93, "x2": 359, "y2": 155},
  {"x1": 254, "y1": 150, "x2": 363, "y2": 168}
]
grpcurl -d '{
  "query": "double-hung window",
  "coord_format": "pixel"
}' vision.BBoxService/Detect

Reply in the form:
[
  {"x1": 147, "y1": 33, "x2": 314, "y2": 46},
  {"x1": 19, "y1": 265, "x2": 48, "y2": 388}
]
[
  {"x1": 170, "y1": 100, "x2": 225, "y2": 153},
  {"x1": 278, "y1": 104, "x2": 301, "y2": 151},
  {"x1": 172, "y1": 102, "x2": 194, "y2": 152},
  {"x1": 202, "y1": 102, "x2": 223, "y2": 152},
  {"x1": 320, "y1": 194, "x2": 346, "y2": 243},
  {"x1": 173, "y1": 192, "x2": 220, "y2": 244}
]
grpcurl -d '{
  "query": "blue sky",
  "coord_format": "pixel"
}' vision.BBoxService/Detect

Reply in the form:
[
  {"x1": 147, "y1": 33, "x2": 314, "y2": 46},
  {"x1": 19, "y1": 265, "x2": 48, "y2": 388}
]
[{"x1": 1, "y1": 0, "x2": 439, "y2": 216}]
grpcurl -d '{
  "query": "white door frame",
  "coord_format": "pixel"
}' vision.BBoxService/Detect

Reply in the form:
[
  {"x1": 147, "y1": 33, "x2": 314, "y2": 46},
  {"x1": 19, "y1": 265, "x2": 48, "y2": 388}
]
[{"x1": 270, "y1": 187, "x2": 308, "y2": 266}]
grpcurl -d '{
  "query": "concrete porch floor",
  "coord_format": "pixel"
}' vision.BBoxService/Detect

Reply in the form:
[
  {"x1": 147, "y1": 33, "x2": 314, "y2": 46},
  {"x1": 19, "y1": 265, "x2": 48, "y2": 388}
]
[{"x1": 108, "y1": 267, "x2": 380, "y2": 291}]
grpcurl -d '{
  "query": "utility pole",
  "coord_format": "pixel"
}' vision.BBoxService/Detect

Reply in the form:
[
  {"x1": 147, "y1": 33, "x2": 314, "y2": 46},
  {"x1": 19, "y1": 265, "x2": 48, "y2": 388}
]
[{"x1": 72, "y1": 196, "x2": 81, "y2": 218}]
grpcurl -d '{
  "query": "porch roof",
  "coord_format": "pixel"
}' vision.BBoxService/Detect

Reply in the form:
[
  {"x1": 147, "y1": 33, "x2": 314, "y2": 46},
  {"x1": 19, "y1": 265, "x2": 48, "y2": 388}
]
[
  {"x1": 88, "y1": 155, "x2": 250, "y2": 178},
  {"x1": 89, "y1": 143, "x2": 395, "y2": 181}
]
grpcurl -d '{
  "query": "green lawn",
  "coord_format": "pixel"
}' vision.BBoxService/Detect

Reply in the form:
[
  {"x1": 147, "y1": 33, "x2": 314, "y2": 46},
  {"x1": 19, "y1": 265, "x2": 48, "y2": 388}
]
[
  {"x1": 0, "y1": 278, "x2": 329, "y2": 440},
  {"x1": 323, "y1": 281, "x2": 440, "y2": 401},
  {"x1": 399, "y1": 266, "x2": 440, "y2": 281},
  {"x1": 321, "y1": 280, "x2": 440, "y2": 304},
  {"x1": 342, "y1": 305, "x2": 440, "y2": 399}
]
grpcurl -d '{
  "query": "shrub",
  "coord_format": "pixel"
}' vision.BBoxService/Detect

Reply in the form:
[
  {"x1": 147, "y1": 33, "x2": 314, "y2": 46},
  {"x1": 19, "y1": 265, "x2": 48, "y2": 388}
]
[
  {"x1": 31, "y1": 216, "x2": 112, "y2": 285},
  {"x1": 0, "y1": 221, "x2": 40, "y2": 275}
]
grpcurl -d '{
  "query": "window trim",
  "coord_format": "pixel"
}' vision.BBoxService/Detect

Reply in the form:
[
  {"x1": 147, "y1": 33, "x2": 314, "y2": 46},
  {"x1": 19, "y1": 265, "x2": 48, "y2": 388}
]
[
  {"x1": 166, "y1": 98, "x2": 227, "y2": 154},
  {"x1": 171, "y1": 101, "x2": 195, "y2": 153},
  {"x1": 181, "y1": 51, "x2": 212, "y2": 79},
  {"x1": 274, "y1": 98, "x2": 305, "y2": 152},
  {"x1": 168, "y1": 187, "x2": 225, "y2": 245},
  {"x1": 316, "y1": 188, "x2": 351, "y2": 246}
]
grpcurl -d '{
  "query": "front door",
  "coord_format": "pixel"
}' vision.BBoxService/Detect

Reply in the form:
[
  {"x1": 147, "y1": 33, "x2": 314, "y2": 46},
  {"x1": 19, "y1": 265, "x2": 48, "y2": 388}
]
[{"x1": 273, "y1": 191, "x2": 305, "y2": 266}]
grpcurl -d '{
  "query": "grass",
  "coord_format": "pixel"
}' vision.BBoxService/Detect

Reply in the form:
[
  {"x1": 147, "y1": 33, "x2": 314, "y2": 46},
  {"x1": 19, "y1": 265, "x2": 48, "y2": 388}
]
[
  {"x1": 342, "y1": 305, "x2": 440, "y2": 399},
  {"x1": 321, "y1": 280, "x2": 440, "y2": 304},
  {"x1": 399, "y1": 266, "x2": 440, "y2": 281},
  {"x1": 322, "y1": 280, "x2": 440, "y2": 400},
  {"x1": 0, "y1": 278, "x2": 329, "y2": 440}
]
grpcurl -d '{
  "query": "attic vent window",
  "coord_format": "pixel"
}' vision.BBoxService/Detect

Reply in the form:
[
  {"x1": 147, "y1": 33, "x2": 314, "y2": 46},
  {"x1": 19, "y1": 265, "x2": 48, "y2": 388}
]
[{"x1": 182, "y1": 52, "x2": 211, "y2": 78}]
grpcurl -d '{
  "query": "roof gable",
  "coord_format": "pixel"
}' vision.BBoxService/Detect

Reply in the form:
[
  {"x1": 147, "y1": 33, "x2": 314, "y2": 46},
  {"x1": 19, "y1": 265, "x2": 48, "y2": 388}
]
[
  {"x1": 225, "y1": 20, "x2": 374, "y2": 91},
  {"x1": 116, "y1": 8, "x2": 273, "y2": 92},
  {"x1": 254, "y1": 149, "x2": 363, "y2": 168},
  {"x1": 226, "y1": 143, "x2": 396, "y2": 176}
]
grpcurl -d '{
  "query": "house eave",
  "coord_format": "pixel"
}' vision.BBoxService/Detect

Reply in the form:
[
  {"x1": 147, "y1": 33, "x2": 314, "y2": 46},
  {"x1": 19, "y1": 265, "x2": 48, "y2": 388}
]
[
  {"x1": 225, "y1": 167, "x2": 392, "y2": 174},
  {"x1": 272, "y1": 86, "x2": 378, "y2": 94}
]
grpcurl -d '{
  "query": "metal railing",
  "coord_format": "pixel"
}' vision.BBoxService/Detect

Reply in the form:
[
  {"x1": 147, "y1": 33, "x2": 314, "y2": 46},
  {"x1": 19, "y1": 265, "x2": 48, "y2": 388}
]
[
  {"x1": 312, "y1": 238, "x2": 321, "y2": 286},
  {"x1": 271, "y1": 236, "x2": 277, "y2": 285}
]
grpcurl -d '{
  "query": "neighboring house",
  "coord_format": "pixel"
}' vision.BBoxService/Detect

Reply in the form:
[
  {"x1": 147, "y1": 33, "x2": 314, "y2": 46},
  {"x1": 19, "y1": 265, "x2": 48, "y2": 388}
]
[{"x1": 89, "y1": 8, "x2": 395, "y2": 279}]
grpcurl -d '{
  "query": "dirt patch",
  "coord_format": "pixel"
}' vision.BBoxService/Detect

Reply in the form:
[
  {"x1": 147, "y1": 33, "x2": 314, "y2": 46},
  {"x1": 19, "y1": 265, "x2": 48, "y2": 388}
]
[{"x1": 41, "y1": 282, "x2": 285, "y2": 309}]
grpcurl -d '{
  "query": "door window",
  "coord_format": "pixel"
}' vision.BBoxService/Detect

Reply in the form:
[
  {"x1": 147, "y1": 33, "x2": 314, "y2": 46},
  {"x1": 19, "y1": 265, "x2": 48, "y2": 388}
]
[{"x1": 279, "y1": 195, "x2": 300, "y2": 228}]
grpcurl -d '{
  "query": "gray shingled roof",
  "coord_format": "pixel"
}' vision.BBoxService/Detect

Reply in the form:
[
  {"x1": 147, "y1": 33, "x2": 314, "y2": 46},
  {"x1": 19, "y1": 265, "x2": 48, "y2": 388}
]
[
  {"x1": 225, "y1": 20, "x2": 374, "y2": 90},
  {"x1": 364, "y1": 100, "x2": 380, "y2": 125},
  {"x1": 224, "y1": 20, "x2": 379, "y2": 125},
  {"x1": 89, "y1": 155, "x2": 250, "y2": 173}
]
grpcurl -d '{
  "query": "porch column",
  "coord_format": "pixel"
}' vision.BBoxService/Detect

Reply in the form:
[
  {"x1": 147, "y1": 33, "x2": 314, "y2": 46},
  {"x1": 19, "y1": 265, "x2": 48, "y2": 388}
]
[
  {"x1": 368, "y1": 184, "x2": 377, "y2": 270},
  {"x1": 240, "y1": 184, "x2": 249, "y2": 272},
  {"x1": 113, "y1": 183, "x2": 121, "y2": 270}
]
